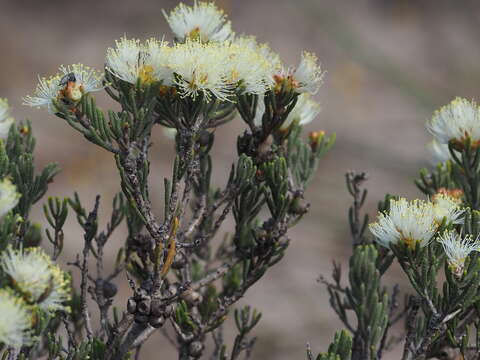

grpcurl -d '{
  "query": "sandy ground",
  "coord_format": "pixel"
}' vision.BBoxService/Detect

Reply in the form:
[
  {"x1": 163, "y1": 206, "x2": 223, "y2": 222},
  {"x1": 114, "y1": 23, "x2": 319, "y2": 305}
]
[{"x1": 2, "y1": 0, "x2": 480, "y2": 358}]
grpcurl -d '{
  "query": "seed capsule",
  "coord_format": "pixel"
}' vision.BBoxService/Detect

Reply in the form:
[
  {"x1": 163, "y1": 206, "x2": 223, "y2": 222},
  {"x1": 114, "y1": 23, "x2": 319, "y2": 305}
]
[
  {"x1": 102, "y1": 281, "x2": 118, "y2": 298},
  {"x1": 127, "y1": 298, "x2": 137, "y2": 314},
  {"x1": 149, "y1": 315, "x2": 166, "y2": 328},
  {"x1": 137, "y1": 298, "x2": 151, "y2": 315},
  {"x1": 188, "y1": 341, "x2": 204, "y2": 357}
]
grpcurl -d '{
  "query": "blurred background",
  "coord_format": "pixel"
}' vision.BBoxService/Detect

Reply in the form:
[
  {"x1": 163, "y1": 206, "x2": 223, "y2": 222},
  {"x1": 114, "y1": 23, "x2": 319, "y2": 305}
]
[{"x1": 1, "y1": 0, "x2": 480, "y2": 358}]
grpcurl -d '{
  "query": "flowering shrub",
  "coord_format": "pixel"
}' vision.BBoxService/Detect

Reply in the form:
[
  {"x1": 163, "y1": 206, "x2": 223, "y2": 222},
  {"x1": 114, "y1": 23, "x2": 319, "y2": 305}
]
[
  {"x1": 3, "y1": 2, "x2": 479, "y2": 360},
  {"x1": 0, "y1": 1, "x2": 333, "y2": 359},
  {"x1": 315, "y1": 97, "x2": 480, "y2": 360}
]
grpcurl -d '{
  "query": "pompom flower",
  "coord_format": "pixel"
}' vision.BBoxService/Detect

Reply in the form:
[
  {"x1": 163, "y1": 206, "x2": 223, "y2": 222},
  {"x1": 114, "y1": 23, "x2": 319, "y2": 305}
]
[
  {"x1": 427, "y1": 97, "x2": 480, "y2": 148},
  {"x1": 22, "y1": 75, "x2": 61, "y2": 113},
  {"x1": 223, "y1": 42, "x2": 275, "y2": 95},
  {"x1": 23, "y1": 64, "x2": 103, "y2": 112},
  {"x1": 233, "y1": 35, "x2": 282, "y2": 74},
  {"x1": 292, "y1": 51, "x2": 325, "y2": 94},
  {"x1": 1, "y1": 246, "x2": 71, "y2": 312},
  {"x1": 106, "y1": 37, "x2": 173, "y2": 86},
  {"x1": 106, "y1": 37, "x2": 145, "y2": 84},
  {"x1": 144, "y1": 38, "x2": 173, "y2": 85},
  {"x1": 0, "y1": 178, "x2": 20, "y2": 218},
  {"x1": 428, "y1": 139, "x2": 453, "y2": 164},
  {"x1": 254, "y1": 93, "x2": 320, "y2": 129},
  {"x1": 0, "y1": 98, "x2": 15, "y2": 140},
  {"x1": 169, "y1": 40, "x2": 233, "y2": 101},
  {"x1": 0, "y1": 289, "x2": 33, "y2": 348},
  {"x1": 438, "y1": 230, "x2": 480, "y2": 277},
  {"x1": 162, "y1": 1, "x2": 233, "y2": 42},
  {"x1": 431, "y1": 193, "x2": 464, "y2": 225},
  {"x1": 281, "y1": 93, "x2": 321, "y2": 129},
  {"x1": 369, "y1": 198, "x2": 437, "y2": 249}
]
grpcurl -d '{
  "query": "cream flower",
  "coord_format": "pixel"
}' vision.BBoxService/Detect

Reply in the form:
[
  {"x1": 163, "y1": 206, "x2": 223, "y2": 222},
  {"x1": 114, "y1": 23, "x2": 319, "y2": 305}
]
[
  {"x1": 233, "y1": 35, "x2": 282, "y2": 73},
  {"x1": 169, "y1": 40, "x2": 233, "y2": 101},
  {"x1": 224, "y1": 42, "x2": 275, "y2": 95},
  {"x1": 292, "y1": 51, "x2": 325, "y2": 94},
  {"x1": 144, "y1": 38, "x2": 173, "y2": 85},
  {"x1": 427, "y1": 97, "x2": 480, "y2": 146},
  {"x1": 253, "y1": 93, "x2": 320, "y2": 129},
  {"x1": 281, "y1": 93, "x2": 320, "y2": 129},
  {"x1": 0, "y1": 290, "x2": 32, "y2": 348},
  {"x1": 369, "y1": 198, "x2": 437, "y2": 249},
  {"x1": 0, "y1": 99, "x2": 15, "y2": 140},
  {"x1": 438, "y1": 230, "x2": 480, "y2": 277},
  {"x1": 1, "y1": 246, "x2": 71, "y2": 312},
  {"x1": 428, "y1": 139, "x2": 452, "y2": 164},
  {"x1": 23, "y1": 75, "x2": 61, "y2": 113},
  {"x1": 106, "y1": 37, "x2": 145, "y2": 84},
  {"x1": 162, "y1": 1, "x2": 233, "y2": 42},
  {"x1": 431, "y1": 193, "x2": 464, "y2": 225},
  {"x1": 0, "y1": 178, "x2": 20, "y2": 218},
  {"x1": 23, "y1": 64, "x2": 103, "y2": 112}
]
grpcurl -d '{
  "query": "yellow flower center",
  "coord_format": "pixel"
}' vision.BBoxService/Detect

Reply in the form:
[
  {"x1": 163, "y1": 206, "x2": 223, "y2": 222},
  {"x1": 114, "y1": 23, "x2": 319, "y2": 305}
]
[
  {"x1": 187, "y1": 27, "x2": 202, "y2": 41},
  {"x1": 138, "y1": 65, "x2": 155, "y2": 84}
]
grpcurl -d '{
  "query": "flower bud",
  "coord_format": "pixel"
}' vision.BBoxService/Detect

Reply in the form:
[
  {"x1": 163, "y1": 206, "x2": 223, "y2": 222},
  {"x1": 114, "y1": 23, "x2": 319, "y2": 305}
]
[{"x1": 309, "y1": 130, "x2": 325, "y2": 151}]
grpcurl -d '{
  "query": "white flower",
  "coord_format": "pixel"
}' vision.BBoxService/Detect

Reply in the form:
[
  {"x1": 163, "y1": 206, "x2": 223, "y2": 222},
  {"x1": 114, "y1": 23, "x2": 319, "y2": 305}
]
[
  {"x1": 169, "y1": 40, "x2": 233, "y2": 101},
  {"x1": 1, "y1": 246, "x2": 71, "y2": 312},
  {"x1": 233, "y1": 35, "x2": 282, "y2": 73},
  {"x1": 0, "y1": 99, "x2": 14, "y2": 140},
  {"x1": 23, "y1": 75, "x2": 61, "y2": 113},
  {"x1": 106, "y1": 37, "x2": 145, "y2": 84},
  {"x1": 144, "y1": 38, "x2": 173, "y2": 85},
  {"x1": 438, "y1": 230, "x2": 480, "y2": 277},
  {"x1": 282, "y1": 93, "x2": 321, "y2": 129},
  {"x1": 427, "y1": 97, "x2": 480, "y2": 146},
  {"x1": 162, "y1": 1, "x2": 233, "y2": 42},
  {"x1": 369, "y1": 198, "x2": 437, "y2": 249},
  {"x1": 427, "y1": 139, "x2": 452, "y2": 164},
  {"x1": 224, "y1": 42, "x2": 275, "y2": 95},
  {"x1": 106, "y1": 37, "x2": 173, "y2": 86},
  {"x1": 23, "y1": 64, "x2": 103, "y2": 112},
  {"x1": 432, "y1": 193, "x2": 464, "y2": 225},
  {"x1": 253, "y1": 93, "x2": 320, "y2": 128},
  {"x1": 0, "y1": 290, "x2": 32, "y2": 348},
  {"x1": 253, "y1": 98, "x2": 266, "y2": 127},
  {"x1": 292, "y1": 51, "x2": 325, "y2": 94},
  {"x1": 0, "y1": 178, "x2": 20, "y2": 218}
]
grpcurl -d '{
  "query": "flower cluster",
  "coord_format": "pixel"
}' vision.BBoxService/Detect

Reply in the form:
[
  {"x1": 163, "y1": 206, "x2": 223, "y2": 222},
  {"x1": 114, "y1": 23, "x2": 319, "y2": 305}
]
[
  {"x1": 369, "y1": 194, "x2": 463, "y2": 250},
  {"x1": 0, "y1": 246, "x2": 71, "y2": 348},
  {"x1": 24, "y1": 1, "x2": 324, "y2": 111},
  {"x1": 1, "y1": 246, "x2": 71, "y2": 313},
  {"x1": 427, "y1": 97, "x2": 480, "y2": 151},
  {"x1": 0, "y1": 99, "x2": 14, "y2": 140}
]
